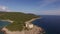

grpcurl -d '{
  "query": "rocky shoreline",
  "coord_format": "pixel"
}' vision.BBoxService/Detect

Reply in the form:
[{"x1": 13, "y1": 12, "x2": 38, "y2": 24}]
[
  {"x1": 1, "y1": 26, "x2": 45, "y2": 34},
  {"x1": 1, "y1": 18, "x2": 45, "y2": 34}
]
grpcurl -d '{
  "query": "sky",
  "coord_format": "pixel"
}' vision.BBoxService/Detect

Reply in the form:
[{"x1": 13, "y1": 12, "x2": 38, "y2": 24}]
[{"x1": 0, "y1": 0, "x2": 60, "y2": 15}]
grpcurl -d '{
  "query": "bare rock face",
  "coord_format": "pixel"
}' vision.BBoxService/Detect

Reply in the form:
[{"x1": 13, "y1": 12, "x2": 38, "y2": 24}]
[
  {"x1": 1, "y1": 27, "x2": 25, "y2": 34},
  {"x1": 25, "y1": 25, "x2": 44, "y2": 34},
  {"x1": 1, "y1": 25, "x2": 45, "y2": 34}
]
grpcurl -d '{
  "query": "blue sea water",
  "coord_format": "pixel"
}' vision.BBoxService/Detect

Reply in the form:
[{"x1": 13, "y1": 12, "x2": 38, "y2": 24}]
[
  {"x1": 33, "y1": 15, "x2": 60, "y2": 34},
  {"x1": 0, "y1": 15, "x2": 60, "y2": 34},
  {"x1": 0, "y1": 21, "x2": 10, "y2": 34}
]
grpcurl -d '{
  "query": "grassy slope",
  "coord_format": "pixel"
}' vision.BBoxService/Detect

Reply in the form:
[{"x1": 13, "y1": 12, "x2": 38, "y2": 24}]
[{"x1": 0, "y1": 12, "x2": 40, "y2": 31}]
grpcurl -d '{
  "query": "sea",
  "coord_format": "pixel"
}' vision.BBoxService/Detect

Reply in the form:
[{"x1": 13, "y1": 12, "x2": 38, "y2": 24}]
[
  {"x1": 0, "y1": 15, "x2": 60, "y2": 34},
  {"x1": 0, "y1": 21, "x2": 10, "y2": 34}
]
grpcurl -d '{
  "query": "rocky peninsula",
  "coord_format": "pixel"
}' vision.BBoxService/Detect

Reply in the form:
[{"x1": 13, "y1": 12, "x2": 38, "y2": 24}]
[
  {"x1": 1, "y1": 18, "x2": 45, "y2": 34},
  {"x1": 0, "y1": 12, "x2": 45, "y2": 34}
]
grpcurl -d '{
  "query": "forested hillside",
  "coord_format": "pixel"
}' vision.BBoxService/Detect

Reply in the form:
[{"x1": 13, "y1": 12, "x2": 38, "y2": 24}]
[{"x1": 0, "y1": 12, "x2": 40, "y2": 31}]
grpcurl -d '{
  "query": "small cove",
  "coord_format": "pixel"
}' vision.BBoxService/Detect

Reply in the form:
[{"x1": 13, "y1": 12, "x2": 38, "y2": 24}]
[{"x1": 0, "y1": 21, "x2": 11, "y2": 34}]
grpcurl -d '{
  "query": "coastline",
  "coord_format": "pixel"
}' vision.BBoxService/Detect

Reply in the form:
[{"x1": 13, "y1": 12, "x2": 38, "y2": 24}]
[
  {"x1": 1, "y1": 17, "x2": 44, "y2": 34},
  {"x1": 25, "y1": 17, "x2": 40, "y2": 24},
  {"x1": 2, "y1": 26, "x2": 44, "y2": 34}
]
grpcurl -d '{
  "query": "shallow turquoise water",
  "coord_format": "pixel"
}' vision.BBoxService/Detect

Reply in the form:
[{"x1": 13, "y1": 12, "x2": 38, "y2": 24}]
[{"x1": 0, "y1": 21, "x2": 10, "y2": 34}]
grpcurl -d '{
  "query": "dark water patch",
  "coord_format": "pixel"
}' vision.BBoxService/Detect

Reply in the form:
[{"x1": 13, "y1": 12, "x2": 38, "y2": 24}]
[{"x1": 0, "y1": 31, "x2": 4, "y2": 34}]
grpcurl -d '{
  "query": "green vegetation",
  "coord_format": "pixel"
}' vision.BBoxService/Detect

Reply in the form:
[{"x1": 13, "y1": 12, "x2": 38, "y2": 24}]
[{"x1": 0, "y1": 12, "x2": 40, "y2": 31}]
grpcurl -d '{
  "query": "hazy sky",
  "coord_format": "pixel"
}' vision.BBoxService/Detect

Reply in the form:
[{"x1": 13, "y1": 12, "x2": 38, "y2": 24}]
[{"x1": 0, "y1": 0, "x2": 60, "y2": 15}]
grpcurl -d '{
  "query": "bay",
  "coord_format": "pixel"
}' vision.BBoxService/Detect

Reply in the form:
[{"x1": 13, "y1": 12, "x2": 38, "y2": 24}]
[{"x1": 0, "y1": 21, "x2": 10, "y2": 34}]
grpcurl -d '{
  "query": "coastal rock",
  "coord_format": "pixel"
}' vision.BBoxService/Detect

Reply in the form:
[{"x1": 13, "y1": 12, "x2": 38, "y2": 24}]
[{"x1": 2, "y1": 25, "x2": 44, "y2": 34}]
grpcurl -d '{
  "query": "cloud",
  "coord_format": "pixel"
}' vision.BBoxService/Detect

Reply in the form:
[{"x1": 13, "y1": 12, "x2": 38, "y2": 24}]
[
  {"x1": 0, "y1": 6, "x2": 10, "y2": 12},
  {"x1": 39, "y1": 0, "x2": 60, "y2": 8},
  {"x1": 36, "y1": 9, "x2": 60, "y2": 15},
  {"x1": 35, "y1": 0, "x2": 60, "y2": 15}
]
